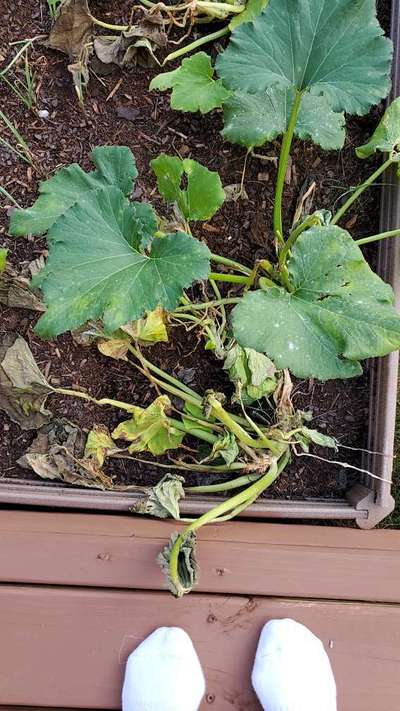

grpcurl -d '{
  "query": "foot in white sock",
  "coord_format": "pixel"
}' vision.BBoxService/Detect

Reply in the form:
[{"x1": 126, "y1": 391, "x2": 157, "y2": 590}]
[
  {"x1": 252, "y1": 618, "x2": 337, "y2": 711},
  {"x1": 122, "y1": 627, "x2": 205, "y2": 711}
]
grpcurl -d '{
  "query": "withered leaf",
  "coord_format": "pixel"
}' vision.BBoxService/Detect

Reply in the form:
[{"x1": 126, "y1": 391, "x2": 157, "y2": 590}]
[
  {"x1": 93, "y1": 10, "x2": 166, "y2": 68},
  {"x1": 133, "y1": 473, "x2": 185, "y2": 519},
  {"x1": 0, "y1": 264, "x2": 44, "y2": 311},
  {"x1": 0, "y1": 333, "x2": 52, "y2": 430},
  {"x1": 157, "y1": 531, "x2": 199, "y2": 597},
  {"x1": 84, "y1": 423, "x2": 116, "y2": 466},
  {"x1": 18, "y1": 418, "x2": 113, "y2": 489}
]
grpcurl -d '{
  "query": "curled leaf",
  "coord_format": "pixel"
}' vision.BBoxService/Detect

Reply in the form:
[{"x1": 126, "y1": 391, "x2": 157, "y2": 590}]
[
  {"x1": 112, "y1": 395, "x2": 185, "y2": 455},
  {"x1": 97, "y1": 337, "x2": 129, "y2": 361},
  {"x1": 121, "y1": 307, "x2": 168, "y2": 346},
  {"x1": 93, "y1": 11, "x2": 166, "y2": 68},
  {"x1": 224, "y1": 342, "x2": 277, "y2": 404},
  {"x1": 0, "y1": 333, "x2": 52, "y2": 430},
  {"x1": 84, "y1": 424, "x2": 115, "y2": 466},
  {"x1": 157, "y1": 531, "x2": 199, "y2": 597},
  {"x1": 151, "y1": 154, "x2": 225, "y2": 223},
  {"x1": 0, "y1": 262, "x2": 44, "y2": 311},
  {"x1": 133, "y1": 473, "x2": 185, "y2": 519},
  {"x1": 201, "y1": 432, "x2": 239, "y2": 466},
  {"x1": 356, "y1": 97, "x2": 400, "y2": 164},
  {"x1": 17, "y1": 418, "x2": 113, "y2": 488}
]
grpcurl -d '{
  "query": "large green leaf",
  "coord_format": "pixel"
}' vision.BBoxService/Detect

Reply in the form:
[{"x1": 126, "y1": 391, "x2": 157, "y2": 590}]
[
  {"x1": 356, "y1": 97, "x2": 400, "y2": 161},
  {"x1": 149, "y1": 52, "x2": 231, "y2": 114},
  {"x1": 151, "y1": 154, "x2": 225, "y2": 222},
  {"x1": 232, "y1": 226, "x2": 400, "y2": 380},
  {"x1": 223, "y1": 87, "x2": 345, "y2": 149},
  {"x1": 217, "y1": 0, "x2": 392, "y2": 116},
  {"x1": 10, "y1": 146, "x2": 138, "y2": 236},
  {"x1": 33, "y1": 187, "x2": 211, "y2": 338}
]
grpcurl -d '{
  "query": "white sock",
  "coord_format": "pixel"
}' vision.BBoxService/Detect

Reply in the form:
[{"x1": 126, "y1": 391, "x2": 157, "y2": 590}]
[
  {"x1": 122, "y1": 627, "x2": 205, "y2": 711},
  {"x1": 252, "y1": 618, "x2": 337, "y2": 711}
]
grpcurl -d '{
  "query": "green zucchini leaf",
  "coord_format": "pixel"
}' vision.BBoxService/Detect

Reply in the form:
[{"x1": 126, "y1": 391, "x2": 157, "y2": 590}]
[
  {"x1": 229, "y1": 0, "x2": 268, "y2": 30},
  {"x1": 217, "y1": 0, "x2": 392, "y2": 119},
  {"x1": 232, "y1": 226, "x2": 400, "y2": 381},
  {"x1": 356, "y1": 97, "x2": 400, "y2": 164},
  {"x1": 10, "y1": 146, "x2": 138, "y2": 236},
  {"x1": 223, "y1": 87, "x2": 345, "y2": 149},
  {"x1": 149, "y1": 52, "x2": 231, "y2": 113},
  {"x1": 33, "y1": 186, "x2": 211, "y2": 338},
  {"x1": 151, "y1": 154, "x2": 225, "y2": 222},
  {"x1": 223, "y1": 342, "x2": 277, "y2": 404}
]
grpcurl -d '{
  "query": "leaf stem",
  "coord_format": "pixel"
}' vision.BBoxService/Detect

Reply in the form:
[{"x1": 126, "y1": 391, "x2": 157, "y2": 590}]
[
  {"x1": 170, "y1": 417, "x2": 218, "y2": 444},
  {"x1": 51, "y1": 387, "x2": 135, "y2": 412},
  {"x1": 278, "y1": 214, "x2": 321, "y2": 266},
  {"x1": 208, "y1": 272, "x2": 250, "y2": 284},
  {"x1": 331, "y1": 156, "x2": 394, "y2": 225},
  {"x1": 175, "y1": 297, "x2": 241, "y2": 311},
  {"x1": 186, "y1": 472, "x2": 262, "y2": 493},
  {"x1": 355, "y1": 228, "x2": 400, "y2": 246},
  {"x1": 163, "y1": 26, "x2": 230, "y2": 64},
  {"x1": 210, "y1": 253, "x2": 251, "y2": 275},
  {"x1": 273, "y1": 90, "x2": 302, "y2": 245}
]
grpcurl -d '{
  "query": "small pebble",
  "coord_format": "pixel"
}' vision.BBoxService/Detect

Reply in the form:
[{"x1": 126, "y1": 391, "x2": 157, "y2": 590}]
[{"x1": 38, "y1": 109, "x2": 49, "y2": 119}]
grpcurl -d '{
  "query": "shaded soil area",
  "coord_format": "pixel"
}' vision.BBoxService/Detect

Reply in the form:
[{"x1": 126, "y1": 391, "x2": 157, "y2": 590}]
[{"x1": 0, "y1": 0, "x2": 393, "y2": 501}]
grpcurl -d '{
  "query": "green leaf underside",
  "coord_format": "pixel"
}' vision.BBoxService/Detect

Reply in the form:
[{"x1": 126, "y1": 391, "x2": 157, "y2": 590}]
[
  {"x1": 222, "y1": 87, "x2": 345, "y2": 149},
  {"x1": 149, "y1": 52, "x2": 231, "y2": 114},
  {"x1": 151, "y1": 154, "x2": 225, "y2": 221},
  {"x1": 356, "y1": 97, "x2": 400, "y2": 158},
  {"x1": 10, "y1": 146, "x2": 138, "y2": 236},
  {"x1": 33, "y1": 187, "x2": 211, "y2": 338},
  {"x1": 217, "y1": 0, "x2": 392, "y2": 116},
  {"x1": 232, "y1": 226, "x2": 400, "y2": 381},
  {"x1": 229, "y1": 0, "x2": 268, "y2": 30}
]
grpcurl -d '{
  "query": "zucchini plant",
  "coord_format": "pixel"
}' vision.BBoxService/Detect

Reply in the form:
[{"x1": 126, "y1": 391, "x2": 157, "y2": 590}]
[{"x1": 9, "y1": 0, "x2": 400, "y2": 596}]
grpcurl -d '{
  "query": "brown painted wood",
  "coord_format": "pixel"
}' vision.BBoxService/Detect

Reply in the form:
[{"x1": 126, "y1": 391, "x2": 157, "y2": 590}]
[
  {"x1": 0, "y1": 585, "x2": 399, "y2": 711},
  {"x1": 1, "y1": 511, "x2": 400, "y2": 602}
]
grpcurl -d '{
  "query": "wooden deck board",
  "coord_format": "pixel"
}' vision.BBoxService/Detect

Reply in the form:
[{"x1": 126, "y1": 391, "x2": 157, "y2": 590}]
[
  {"x1": 1, "y1": 510, "x2": 400, "y2": 601},
  {"x1": 0, "y1": 585, "x2": 400, "y2": 711}
]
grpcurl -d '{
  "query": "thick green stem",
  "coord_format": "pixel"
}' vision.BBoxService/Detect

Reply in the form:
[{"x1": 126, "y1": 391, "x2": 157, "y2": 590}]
[
  {"x1": 209, "y1": 397, "x2": 282, "y2": 454},
  {"x1": 90, "y1": 15, "x2": 129, "y2": 31},
  {"x1": 208, "y1": 272, "x2": 250, "y2": 284},
  {"x1": 164, "y1": 26, "x2": 230, "y2": 64},
  {"x1": 279, "y1": 214, "x2": 321, "y2": 266},
  {"x1": 331, "y1": 157, "x2": 394, "y2": 225},
  {"x1": 356, "y1": 228, "x2": 400, "y2": 246},
  {"x1": 273, "y1": 90, "x2": 302, "y2": 244},
  {"x1": 170, "y1": 418, "x2": 218, "y2": 444},
  {"x1": 169, "y1": 459, "x2": 281, "y2": 587},
  {"x1": 186, "y1": 472, "x2": 262, "y2": 493},
  {"x1": 210, "y1": 253, "x2": 251, "y2": 275},
  {"x1": 175, "y1": 297, "x2": 240, "y2": 312}
]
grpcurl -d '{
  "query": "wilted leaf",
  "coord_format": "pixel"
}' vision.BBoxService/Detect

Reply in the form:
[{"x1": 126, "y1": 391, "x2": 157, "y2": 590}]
[
  {"x1": 97, "y1": 337, "x2": 129, "y2": 361},
  {"x1": 151, "y1": 154, "x2": 225, "y2": 222},
  {"x1": 150, "y1": 52, "x2": 232, "y2": 114},
  {"x1": 232, "y1": 226, "x2": 400, "y2": 380},
  {"x1": 295, "y1": 426, "x2": 338, "y2": 452},
  {"x1": 17, "y1": 418, "x2": 113, "y2": 488},
  {"x1": 46, "y1": 0, "x2": 93, "y2": 101},
  {"x1": 356, "y1": 97, "x2": 400, "y2": 163},
  {"x1": 201, "y1": 432, "x2": 239, "y2": 466},
  {"x1": 10, "y1": 145, "x2": 138, "y2": 236},
  {"x1": 0, "y1": 263, "x2": 45, "y2": 311},
  {"x1": 121, "y1": 307, "x2": 168, "y2": 345},
  {"x1": 84, "y1": 424, "x2": 115, "y2": 466},
  {"x1": 134, "y1": 473, "x2": 185, "y2": 519},
  {"x1": 112, "y1": 395, "x2": 185, "y2": 455},
  {"x1": 224, "y1": 342, "x2": 276, "y2": 404},
  {"x1": 31, "y1": 186, "x2": 211, "y2": 338},
  {"x1": 0, "y1": 333, "x2": 52, "y2": 430},
  {"x1": 157, "y1": 531, "x2": 199, "y2": 597},
  {"x1": 93, "y1": 10, "x2": 166, "y2": 68}
]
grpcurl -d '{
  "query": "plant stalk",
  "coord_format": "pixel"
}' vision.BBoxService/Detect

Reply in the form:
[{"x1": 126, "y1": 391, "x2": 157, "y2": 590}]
[
  {"x1": 210, "y1": 253, "x2": 252, "y2": 275},
  {"x1": 273, "y1": 90, "x2": 302, "y2": 245},
  {"x1": 163, "y1": 27, "x2": 230, "y2": 64},
  {"x1": 355, "y1": 228, "x2": 400, "y2": 246},
  {"x1": 331, "y1": 156, "x2": 394, "y2": 225},
  {"x1": 208, "y1": 272, "x2": 250, "y2": 284}
]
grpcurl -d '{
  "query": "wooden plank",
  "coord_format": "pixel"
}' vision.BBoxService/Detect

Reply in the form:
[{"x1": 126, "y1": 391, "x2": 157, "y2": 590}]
[
  {"x1": 0, "y1": 585, "x2": 399, "y2": 711},
  {"x1": 1, "y1": 511, "x2": 400, "y2": 602}
]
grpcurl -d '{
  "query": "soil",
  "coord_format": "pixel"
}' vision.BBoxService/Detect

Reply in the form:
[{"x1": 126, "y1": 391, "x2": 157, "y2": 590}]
[{"x1": 0, "y1": 0, "x2": 393, "y2": 501}]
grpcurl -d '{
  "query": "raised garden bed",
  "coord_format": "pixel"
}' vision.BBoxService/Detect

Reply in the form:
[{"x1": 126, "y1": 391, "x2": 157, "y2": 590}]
[{"x1": 0, "y1": 0, "x2": 400, "y2": 560}]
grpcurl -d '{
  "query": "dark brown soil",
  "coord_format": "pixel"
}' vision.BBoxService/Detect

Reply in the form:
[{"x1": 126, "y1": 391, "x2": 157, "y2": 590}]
[{"x1": 0, "y1": 0, "x2": 393, "y2": 501}]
